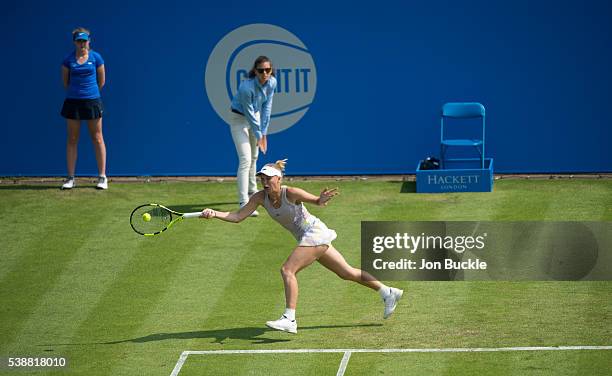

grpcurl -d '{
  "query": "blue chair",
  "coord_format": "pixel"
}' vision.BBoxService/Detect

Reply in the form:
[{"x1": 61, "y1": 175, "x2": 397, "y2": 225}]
[{"x1": 440, "y1": 102, "x2": 485, "y2": 169}]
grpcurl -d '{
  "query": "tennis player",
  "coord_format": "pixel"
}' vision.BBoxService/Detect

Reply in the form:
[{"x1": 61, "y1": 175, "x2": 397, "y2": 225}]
[{"x1": 200, "y1": 160, "x2": 403, "y2": 334}]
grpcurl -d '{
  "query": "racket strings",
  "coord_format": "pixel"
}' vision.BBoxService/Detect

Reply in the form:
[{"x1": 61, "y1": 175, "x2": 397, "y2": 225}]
[{"x1": 131, "y1": 205, "x2": 173, "y2": 235}]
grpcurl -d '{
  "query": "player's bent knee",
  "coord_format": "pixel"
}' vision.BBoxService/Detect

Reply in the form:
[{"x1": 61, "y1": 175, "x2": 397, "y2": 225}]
[{"x1": 280, "y1": 265, "x2": 295, "y2": 278}]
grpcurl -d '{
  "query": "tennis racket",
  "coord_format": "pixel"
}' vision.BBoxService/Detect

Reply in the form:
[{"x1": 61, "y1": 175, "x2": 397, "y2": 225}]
[{"x1": 130, "y1": 203, "x2": 202, "y2": 236}]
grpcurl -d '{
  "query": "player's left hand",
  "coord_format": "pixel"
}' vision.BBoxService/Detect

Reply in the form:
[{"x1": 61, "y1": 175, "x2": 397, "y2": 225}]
[{"x1": 318, "y1": 187, "x2": 338, "y2": 206}]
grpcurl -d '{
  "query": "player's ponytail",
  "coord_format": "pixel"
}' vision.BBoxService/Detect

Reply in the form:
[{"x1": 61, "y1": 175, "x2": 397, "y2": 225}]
[{"x1": 274, "y1": 159, "x2": 288, "y2": 172}]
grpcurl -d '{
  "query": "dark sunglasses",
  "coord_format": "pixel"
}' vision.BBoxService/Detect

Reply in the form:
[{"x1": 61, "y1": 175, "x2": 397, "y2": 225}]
[{"x1": 256, "y1": 67, "x2": 272, "y2": 74}]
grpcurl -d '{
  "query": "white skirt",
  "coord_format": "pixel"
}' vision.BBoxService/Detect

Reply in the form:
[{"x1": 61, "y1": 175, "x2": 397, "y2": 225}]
[{"x1": 298, "y1": 218, "x2": 337, "y2": 247}]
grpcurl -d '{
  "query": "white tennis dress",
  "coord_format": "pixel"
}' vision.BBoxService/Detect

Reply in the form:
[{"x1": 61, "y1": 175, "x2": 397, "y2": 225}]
[{"x1": 262, "y1": 186, "x2": 337, "y2": 246}]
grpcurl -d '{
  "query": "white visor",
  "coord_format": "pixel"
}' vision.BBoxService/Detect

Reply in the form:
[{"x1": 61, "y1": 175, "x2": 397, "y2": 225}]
[{"x1": 257, "y1": 165, "x2": 282, "y2": 177}]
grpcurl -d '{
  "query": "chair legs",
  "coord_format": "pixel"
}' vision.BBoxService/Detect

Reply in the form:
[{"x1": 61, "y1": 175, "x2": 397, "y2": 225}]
[{"x1": 440, "y1": 145, "x2": 483, "y2": 169}]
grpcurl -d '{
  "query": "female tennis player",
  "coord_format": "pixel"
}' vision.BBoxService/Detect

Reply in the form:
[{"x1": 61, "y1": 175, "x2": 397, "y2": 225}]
[{"x1": 200, "y1": 160, "x2": 403, "y2": 334}]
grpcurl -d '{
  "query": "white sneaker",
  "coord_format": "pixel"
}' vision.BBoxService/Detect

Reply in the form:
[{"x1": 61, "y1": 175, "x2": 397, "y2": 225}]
[
  {"x1": 265, "y1": 315, "x2": 297, "y2": 334},
  {"x1": 240, "y1": 203, "x2": 259, "y2": 217},
  {"x1": 61, "y1": 177, "x2": 75, "y2": 190},
  {"x1": 96, "y1": 176, "x2": 108, "y2": 190},
  {"x1": 383, "y1": 287, "x2": 403, "y2": 319}
]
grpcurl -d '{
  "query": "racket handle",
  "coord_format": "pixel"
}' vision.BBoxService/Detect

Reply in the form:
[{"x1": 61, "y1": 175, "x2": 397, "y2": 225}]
[{"x1": 183, "y1": 212, "x2": 202, "y2": 219}]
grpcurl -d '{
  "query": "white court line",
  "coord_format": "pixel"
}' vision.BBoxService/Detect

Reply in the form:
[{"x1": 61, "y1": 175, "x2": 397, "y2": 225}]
[
  {"x1": 170, "y1": 352, "x2": 189, "y2": 376},
  {"x1": 336, "y1": 351, "x2": 352, "y2": 376},
  {"x1": 170, "y1": 346, "x2": 612, "y2": 376}
]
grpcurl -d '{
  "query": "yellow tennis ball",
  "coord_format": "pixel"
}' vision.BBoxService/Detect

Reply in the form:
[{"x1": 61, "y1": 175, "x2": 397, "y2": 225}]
[{"x1": 142, "y1": 213, "x2": 152, "y2": 222}]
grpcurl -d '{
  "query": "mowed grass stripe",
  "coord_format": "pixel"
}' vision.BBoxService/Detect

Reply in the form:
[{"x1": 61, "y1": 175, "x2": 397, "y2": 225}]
[
  {"x1": 366, "y1": 181, "x2": 610, "y2": 350},
  {"x1": 2, "y1": 210, "x2": 139, "y2": 355},
  {"x1": 345, "y1": 350, "x2": 612, "y2": 376},
  {"x1": 0, "y1": 215, "x2": 66, "y2": 281},
  {"x1": 47, "y1": 183, "x2": 232, "y2": 375},
  {"x1": 398, "y1": 182, "x2": 535, "y2": 360},
  {"x1": 492, "y1": 179, "x2": 612, "y2": 220},
  {"x1": 55, "y1": 234, "x2": 194, "y2": 374},
  {"x1": 536, "y1": 180, "x2": 611, "y2": 220},
  {"x1": 0, "y1": 203, "x2": 63, "y2": 281},
  {"x1": 440, "y1": 178, "x2": 609, "y2": 346},
  {"x1": 434, "y1": 181, "x2": 611, "y2": 350},
  {"x1": 0, "y1": 187, "x2": 97, "y2": 279},
  {"x1": 178, "y1": 353, "x2": 343, "y2": 376},
  {"x1": 0, "y1": 198, "x2": 115, "y2": 350},
  {"x1": 103, "y1": 218, "x2": 272, "y2": 375},
  {"x1": 57, "y1": 184, "x2": 259, "y2": 375},
  {"x1": 465, "y1": 282, "x2": 612, "y2": 346},
  {"x1": 411, "y1": 282, "x2": 612, "y2": 349}
]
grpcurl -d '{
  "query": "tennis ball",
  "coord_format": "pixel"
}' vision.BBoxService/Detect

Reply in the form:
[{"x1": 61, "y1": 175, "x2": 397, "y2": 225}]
[{"x1": 142, "y1": 213, "x2": 152, "y2": 222}]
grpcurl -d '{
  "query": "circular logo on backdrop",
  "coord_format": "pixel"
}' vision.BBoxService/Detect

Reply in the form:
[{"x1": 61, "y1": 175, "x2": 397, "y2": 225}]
[{"x1": 205, "y1": 24, "x2": 317, "y2": 134}]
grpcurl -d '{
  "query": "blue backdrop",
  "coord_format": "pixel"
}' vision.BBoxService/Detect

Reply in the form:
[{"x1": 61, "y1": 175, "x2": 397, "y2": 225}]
[{"x1": 1, "y1": 0, "x2": 611, "y2": 175}]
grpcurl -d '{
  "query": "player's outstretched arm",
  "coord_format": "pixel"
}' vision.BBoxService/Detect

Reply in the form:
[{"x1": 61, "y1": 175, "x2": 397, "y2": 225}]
[
  {"x1": 287, "y1": 186, "x2": 338, "y2": 207},
  {"x1": 201, "y1": 191, "x2": 264, "y2": 223}
]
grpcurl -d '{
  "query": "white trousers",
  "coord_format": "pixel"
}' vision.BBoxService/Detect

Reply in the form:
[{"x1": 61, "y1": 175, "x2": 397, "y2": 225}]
[{"x1": 229, "y1": 111, "x2": 259, "y2": 204}]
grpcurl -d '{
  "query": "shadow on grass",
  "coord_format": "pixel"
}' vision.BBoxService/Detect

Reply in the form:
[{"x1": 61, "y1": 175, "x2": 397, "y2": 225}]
[
  {"x1": 101, "y1": 323, "x2": 382, "y2": 345},
  {"x1": 0, "y1": 185, "x2": 65, "y2": 191},
  {"x1": 36, "y1": 324, "x2": 384, "y2": 347},
  {"x1": 382, "y1": 180, "x2": 416, "y2": 193},
  {"x1": 399, "y1": 181, "x2": 416, "y2": 193},
  {"x1": 41, "y1": 324, "x2": 384, "y2": 346}
]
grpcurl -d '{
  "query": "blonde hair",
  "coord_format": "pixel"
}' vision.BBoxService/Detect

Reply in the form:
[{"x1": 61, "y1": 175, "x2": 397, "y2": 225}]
[
  {"x1": 72, "y1": 26, "x2": 90, "y2": 33},
  {"x1": 265, "y1": 159, "x2": 288, "y2": 175},
  {"x1": 72, "y1": 27, "x2": 91, "y2": 49},
  {"x1": 72, "y1": 27, "x2": 91, "y2": 36}
]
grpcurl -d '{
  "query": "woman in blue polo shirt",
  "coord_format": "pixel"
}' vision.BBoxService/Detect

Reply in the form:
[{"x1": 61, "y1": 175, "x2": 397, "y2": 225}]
[
  {"x1": 60, "y1": 27, "x2": 108, "y2": 190},
  {"x1": 229, "y1": 56, "x2": 277, "y2": 216}
]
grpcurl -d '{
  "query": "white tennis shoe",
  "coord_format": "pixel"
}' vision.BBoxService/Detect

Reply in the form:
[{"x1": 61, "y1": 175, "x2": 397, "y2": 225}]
[
  {"x1": 383, "y1": 287, "x2": 403, "y2": 319},
  {"x1": 96, "y1": 176, "x2": 108, "y2": 190},
  {"x1": 61, "y1": 177, "x2": 75, "y2": 190},
  {"x1": 265, "y1": 315, "x2": 297, "y2": 334}
]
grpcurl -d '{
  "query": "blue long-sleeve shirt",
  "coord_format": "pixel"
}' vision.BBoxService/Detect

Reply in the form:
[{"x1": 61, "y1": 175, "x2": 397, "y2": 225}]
[{"x1": 230, "y1": 76, "x2": 277, "y2": 140}]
